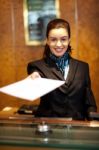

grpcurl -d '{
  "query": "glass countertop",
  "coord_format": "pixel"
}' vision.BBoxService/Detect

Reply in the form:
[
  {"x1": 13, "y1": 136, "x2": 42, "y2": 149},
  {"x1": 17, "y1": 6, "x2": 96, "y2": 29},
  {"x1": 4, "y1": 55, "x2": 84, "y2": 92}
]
[{"x1": 0, "y1": 116, "x2": 99, "y2": 149}]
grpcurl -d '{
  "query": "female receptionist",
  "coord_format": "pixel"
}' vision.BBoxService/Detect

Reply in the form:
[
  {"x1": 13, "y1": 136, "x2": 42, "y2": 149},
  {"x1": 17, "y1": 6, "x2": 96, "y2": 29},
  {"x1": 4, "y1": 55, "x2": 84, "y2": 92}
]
[{"x1": 27, "y1": 18, "x2": 97, "y2": 120}]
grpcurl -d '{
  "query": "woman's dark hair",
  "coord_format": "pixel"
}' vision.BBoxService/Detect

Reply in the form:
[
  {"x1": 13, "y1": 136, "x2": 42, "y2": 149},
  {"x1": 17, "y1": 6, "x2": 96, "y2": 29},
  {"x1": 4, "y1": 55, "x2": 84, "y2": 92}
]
[{"x1": 43, "y1": 18, "x2": 72, "y2": 58}]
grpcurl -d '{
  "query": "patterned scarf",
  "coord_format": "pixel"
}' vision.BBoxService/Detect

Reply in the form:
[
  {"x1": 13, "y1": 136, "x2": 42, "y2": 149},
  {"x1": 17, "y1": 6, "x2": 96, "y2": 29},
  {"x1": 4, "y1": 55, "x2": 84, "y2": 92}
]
[{"x1": 50, "y1": 52, "x2": 69, "y2": 74}]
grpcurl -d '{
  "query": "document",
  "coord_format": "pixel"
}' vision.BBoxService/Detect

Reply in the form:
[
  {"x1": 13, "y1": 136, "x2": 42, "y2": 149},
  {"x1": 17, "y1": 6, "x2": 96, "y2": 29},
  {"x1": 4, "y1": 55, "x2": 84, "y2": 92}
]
[{"x1": 0, "y1": 77, "x2": 65, "y2": 101}]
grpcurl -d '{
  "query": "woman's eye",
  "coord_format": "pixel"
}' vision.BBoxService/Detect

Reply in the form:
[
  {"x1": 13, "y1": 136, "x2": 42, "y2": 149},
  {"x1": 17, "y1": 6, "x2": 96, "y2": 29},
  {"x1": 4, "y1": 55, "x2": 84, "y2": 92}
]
[
  {"x1": 61, "y1": 38, "x2": 69, "y2": 42},
  {"x1": 51, "y1": 38, "x2": 56, "y2": 42},
  {"x1": 62, "y1": 38, "x2": 67, "y2": 41}
]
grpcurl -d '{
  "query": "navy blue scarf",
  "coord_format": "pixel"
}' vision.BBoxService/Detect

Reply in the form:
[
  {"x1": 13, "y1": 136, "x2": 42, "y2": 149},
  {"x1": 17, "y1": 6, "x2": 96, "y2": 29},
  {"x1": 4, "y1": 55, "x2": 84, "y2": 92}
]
[{"x1": 50, "y1": 52, "x2": 69, "y2": 74}]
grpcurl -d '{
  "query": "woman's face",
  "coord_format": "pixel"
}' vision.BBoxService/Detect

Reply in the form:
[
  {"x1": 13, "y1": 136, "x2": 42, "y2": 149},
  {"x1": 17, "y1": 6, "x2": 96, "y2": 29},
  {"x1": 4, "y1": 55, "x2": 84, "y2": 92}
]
[{"x1": 47, "y1": 28, "x2": 70, "y2": 57}]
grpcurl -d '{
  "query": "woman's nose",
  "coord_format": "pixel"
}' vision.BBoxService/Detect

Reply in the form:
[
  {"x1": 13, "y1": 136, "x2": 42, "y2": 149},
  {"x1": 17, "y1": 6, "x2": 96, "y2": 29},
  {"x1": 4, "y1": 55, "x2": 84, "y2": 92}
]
[{"x1": 56, "y1": 40, "x2": 62, "y2": 46}]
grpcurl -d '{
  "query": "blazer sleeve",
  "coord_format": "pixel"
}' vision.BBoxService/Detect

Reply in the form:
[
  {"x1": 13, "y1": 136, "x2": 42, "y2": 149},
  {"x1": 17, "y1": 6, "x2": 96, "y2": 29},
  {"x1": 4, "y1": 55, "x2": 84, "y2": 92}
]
[
  {"x1": 85, "y1": 64, "x2": 97, "y2": 115},
  {"x1": 27, "y1": 60, "x2": 45, "y2": 77},
  {"x1": 27, "y1": 62, "x2": 37, "y2": 75}
]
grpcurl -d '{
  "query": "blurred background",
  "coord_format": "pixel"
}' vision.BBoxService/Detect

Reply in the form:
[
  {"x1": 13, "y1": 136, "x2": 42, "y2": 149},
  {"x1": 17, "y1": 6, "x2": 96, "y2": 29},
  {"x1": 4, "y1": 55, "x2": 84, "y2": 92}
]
[{"x1": 0, "y1": 0, "x2": 99, "y2": 112}]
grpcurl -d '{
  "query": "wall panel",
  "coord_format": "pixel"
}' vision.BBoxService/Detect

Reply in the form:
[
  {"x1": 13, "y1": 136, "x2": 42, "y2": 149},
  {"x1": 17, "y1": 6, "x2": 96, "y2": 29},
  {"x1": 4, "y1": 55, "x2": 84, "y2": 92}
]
[{"x1": 77, "y1": 0, "x2": 99, "y2": 109}]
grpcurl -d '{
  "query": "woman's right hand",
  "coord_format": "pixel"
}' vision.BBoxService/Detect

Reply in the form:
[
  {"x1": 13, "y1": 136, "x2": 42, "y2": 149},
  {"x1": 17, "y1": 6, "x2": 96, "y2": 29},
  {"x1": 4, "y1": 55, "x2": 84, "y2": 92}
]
[{"x1": 28, "y1": 72, "x2": 41, "y2": 79}]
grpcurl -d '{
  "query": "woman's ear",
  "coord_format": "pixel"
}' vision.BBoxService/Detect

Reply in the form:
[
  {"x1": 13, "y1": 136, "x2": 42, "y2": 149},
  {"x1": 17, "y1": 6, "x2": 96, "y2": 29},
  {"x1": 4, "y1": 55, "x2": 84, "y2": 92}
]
[
  {"x1": 68, "y1": 38, "x2": 71, "y2": 44},
  {"x1": 46, "y1": 38, "x2": 49, "y2": 45}
]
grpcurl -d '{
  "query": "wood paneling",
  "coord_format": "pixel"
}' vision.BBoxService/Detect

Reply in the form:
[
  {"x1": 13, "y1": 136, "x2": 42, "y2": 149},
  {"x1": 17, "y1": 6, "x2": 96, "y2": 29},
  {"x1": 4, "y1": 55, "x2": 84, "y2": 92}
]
[
  {"x1": 77, "y1": 0, "x2": 99, "y2": 110},
  {"x1": 0, "y1": 0, "x2": 99, "y2": 111}
]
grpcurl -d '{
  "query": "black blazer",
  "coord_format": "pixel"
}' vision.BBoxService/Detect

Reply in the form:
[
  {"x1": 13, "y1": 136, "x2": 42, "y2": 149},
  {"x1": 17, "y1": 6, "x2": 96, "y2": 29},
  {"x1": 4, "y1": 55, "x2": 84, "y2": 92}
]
[{"x1": 27, "y1": 57, "x2": 97, "y2": 120}]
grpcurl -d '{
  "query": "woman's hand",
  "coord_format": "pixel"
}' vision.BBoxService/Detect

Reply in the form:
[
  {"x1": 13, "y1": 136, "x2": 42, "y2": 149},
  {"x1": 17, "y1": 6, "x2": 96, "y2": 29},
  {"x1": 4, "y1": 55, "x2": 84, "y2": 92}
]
[{"x1": 28, "y1": 72, "x2": 41, "y2": 79}]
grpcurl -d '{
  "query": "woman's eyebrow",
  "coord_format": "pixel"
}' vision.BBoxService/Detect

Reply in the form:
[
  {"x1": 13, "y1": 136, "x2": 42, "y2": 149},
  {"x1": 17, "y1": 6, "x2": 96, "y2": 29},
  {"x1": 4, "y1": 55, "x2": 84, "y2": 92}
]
[{"x1": 49, "y1": 36, "x2": 68, "y2": 38}]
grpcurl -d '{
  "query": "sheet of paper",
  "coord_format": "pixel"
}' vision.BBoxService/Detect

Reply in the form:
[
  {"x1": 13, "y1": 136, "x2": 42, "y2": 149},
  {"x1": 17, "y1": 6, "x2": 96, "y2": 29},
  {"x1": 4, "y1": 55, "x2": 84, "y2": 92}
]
[{"x1": 0, "y1": 77, "x2": 65, "y2": 101}]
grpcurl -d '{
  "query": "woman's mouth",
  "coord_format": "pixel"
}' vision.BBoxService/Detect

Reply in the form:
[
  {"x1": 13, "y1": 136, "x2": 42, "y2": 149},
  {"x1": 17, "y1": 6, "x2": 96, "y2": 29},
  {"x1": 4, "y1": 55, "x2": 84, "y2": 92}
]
[{"x1": 55, "y1": 48, "x2": 63, "y2": 52}]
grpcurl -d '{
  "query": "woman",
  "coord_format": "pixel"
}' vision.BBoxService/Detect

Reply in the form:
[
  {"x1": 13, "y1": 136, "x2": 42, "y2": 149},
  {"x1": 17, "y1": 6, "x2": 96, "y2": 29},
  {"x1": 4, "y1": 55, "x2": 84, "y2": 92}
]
[{"x1": 27, "y1": 18, "x2": 97, "y2": 120}]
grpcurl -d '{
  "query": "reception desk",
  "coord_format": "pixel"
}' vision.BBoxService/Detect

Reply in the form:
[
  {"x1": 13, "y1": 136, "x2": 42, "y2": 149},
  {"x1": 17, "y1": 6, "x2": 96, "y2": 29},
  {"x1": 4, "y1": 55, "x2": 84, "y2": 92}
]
[{"x1": 0, "y1": 116, "x2": 99, "y2": 150}]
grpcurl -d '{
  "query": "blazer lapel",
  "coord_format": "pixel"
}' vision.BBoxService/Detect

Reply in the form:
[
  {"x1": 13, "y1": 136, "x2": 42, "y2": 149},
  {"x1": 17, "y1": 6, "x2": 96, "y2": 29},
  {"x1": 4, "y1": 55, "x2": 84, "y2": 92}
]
[
  {"x1": 49, "y1": 57, "x2": 78, "y2": 94},
  {"x1": 45, "y1": 57, "x2": 78, "y2": 93},
  {"x1": 46, "y1": 57, "x2": 65, "y2": 80},
  {"x1": 51, "y1": 67, "x2": 64, "y2": 80},
  {"x1": 50, "y1": 57, "x2": 78, "y2": 87},
  {"x1": 66, "y1": 58, "x2": 78, "y2": 87}
]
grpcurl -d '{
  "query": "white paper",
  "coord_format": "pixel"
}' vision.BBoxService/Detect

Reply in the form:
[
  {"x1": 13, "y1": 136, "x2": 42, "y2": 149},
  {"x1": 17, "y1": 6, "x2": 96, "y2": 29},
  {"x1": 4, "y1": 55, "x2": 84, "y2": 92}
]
[{"x1": 0, "y1": 77, "x2": 65, "y2": 101}]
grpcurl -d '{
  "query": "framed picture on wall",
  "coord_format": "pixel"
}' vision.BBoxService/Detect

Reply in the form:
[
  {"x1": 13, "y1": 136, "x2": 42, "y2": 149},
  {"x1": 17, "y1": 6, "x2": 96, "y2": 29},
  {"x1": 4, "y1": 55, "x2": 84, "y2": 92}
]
[{"x1": 23, "y1": 0, "x2": 60, "y2": 46}]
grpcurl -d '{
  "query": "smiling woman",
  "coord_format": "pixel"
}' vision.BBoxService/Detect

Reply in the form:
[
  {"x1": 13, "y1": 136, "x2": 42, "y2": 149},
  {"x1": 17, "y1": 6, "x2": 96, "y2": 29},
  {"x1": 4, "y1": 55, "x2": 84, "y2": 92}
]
[
  {"x1": 27, "y1": 18, "x2": 97, "y2": 120},
  {"x1": 47, "y1": 28, "x2": 70, "y2": 57}
]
